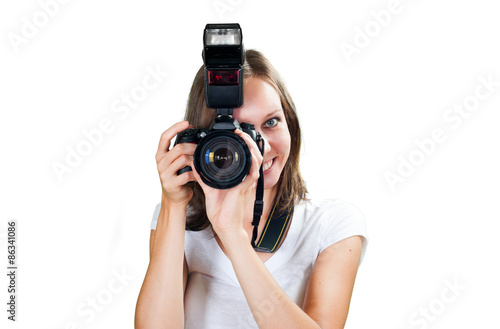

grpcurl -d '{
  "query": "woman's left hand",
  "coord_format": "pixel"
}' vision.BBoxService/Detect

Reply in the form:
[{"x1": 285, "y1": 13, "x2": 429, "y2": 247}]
[{"x1": 191, "y1": 128, "x2": 263, "y2": 240}]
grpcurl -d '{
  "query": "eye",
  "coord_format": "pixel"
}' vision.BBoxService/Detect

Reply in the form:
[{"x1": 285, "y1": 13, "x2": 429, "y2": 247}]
[{"x1": 264, "y1": 117, "x2": 280, "y2": 128}]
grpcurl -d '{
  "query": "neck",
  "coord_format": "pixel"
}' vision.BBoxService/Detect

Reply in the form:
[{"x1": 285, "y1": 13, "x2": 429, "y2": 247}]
[{"x1": 263, "y1": 186, "x2": 278, "y2": 218}]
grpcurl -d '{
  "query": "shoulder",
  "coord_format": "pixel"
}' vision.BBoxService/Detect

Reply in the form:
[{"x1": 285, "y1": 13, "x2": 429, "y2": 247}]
[
  {"x1": 296, "y1": 196, "x2": 365, "y2": 229},
  {"x1": 296, "y1": 194, "x2": 368, "y2": 262}
]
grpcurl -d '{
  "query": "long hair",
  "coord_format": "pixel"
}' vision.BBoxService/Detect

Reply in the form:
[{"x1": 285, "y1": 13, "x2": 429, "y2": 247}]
[{"x1": 184, "y1": 49, "x2": 307, "y2": 231}]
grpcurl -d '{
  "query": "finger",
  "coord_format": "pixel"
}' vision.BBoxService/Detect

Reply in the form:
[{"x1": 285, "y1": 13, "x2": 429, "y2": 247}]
[
  {"x1": 156, "y1": 121, "x2": 190, "y2": 160},
  {"x1": 157, "y1": 146, "x2": 197, "y2": 184},
  {"x1": 234, "y1": 129, "x2": 263, "y2": 167},
  {"x1": 158, "y1": 165, "x2": 195, "y2": 195},
  {"x1": 157, "y1": 143, "x2": 197, "y2": 171},
  {"x1": 168, "y1": 154, "x2": 194, "y2": 176},
  {"x1": 239, "y1": 150, "x2": 261, "y2": 191},
  {"x1": 172, "y1": 169, "x2": 195, "y2": 186}
]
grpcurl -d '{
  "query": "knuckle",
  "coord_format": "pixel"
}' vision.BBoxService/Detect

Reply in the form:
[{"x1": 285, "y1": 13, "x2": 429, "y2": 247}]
[
  {"x1": 182, "y1": 142, "x2": 196, "y2": 152},
  {"x1": 160, "y1": 130, "x2": 171, "y2": 141},
  {"x1": 175, "y1": 143, "x2": 196, "y2": 156},
  {"x1": 156, "y1": 151, "x2": 166, "y2": 161},
  {"x1": 160, "y1": 175, "x2": 170, "y2": 187},
  {"x1": 178, "y1": 143, "x2": 188, "y2": 153},
  {"x1": 157, "y1": 154, "x2": 168, "y2": 167},
  {"x1": 249, "y1": 169, "x2": 259, "y2": 180}
]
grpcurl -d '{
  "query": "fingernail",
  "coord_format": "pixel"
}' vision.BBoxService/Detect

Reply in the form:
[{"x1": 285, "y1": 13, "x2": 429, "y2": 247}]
[{"x1": 182, "y1": 121, "x2": 189, "y2": 126}]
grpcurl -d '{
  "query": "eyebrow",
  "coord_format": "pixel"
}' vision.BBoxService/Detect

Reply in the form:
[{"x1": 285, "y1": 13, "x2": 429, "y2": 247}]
[{"x1": 264, "y1": 109, "x2": 284, "y2": 119}]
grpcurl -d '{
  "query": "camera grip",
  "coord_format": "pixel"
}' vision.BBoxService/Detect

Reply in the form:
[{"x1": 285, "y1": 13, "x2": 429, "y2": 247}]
[
  {"x1": 174, "y1": 129, "x2": 199, "y2": 176},
  {"x1": 177, "y1": 165, "x2": 192, "y2": 175}
]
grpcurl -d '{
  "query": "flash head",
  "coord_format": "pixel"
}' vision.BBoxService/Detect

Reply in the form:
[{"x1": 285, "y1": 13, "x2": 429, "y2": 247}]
[
  {"x1": 203, "y1": 23, "x2": 244, "y2": 109},
  {"x1": 204, "y1": 26, "x2": 242, "y2": 46}
]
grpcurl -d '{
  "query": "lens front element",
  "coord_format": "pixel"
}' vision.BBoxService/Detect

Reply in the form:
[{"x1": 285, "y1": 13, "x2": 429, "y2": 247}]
[
  {"x1": 194, "y1": 131, "x2": 251, "y2": 189},
  {"x1": 210, "y1": 147, "x2": 236, "y2": 169}
]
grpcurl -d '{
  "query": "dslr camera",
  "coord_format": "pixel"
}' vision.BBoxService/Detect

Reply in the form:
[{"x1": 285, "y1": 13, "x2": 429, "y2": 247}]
[{"x1": 175, "y1": 24, "x2": 262, "y2": 189}]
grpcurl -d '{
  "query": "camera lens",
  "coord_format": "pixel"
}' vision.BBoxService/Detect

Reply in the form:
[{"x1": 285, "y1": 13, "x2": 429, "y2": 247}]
[
  {"x1": 213, "y1": 148, "x2": 234, "y2": 169},
  {"x1": 202, "y1": 137, "x2": 244, "y2": 180},
  {"x1": 194, "y1": 130, "x2": 251, "y2": 189}
]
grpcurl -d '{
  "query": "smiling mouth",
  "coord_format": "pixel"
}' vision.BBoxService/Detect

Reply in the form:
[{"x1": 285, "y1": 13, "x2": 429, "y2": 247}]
[{"x1": 263, "y1": 157, "x2": 275, "y2": 172}]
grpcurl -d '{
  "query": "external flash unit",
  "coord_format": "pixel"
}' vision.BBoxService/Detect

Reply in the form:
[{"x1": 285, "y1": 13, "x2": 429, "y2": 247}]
[{"x1": 202, "y1": 23, "x2": 244, "y2": 109}]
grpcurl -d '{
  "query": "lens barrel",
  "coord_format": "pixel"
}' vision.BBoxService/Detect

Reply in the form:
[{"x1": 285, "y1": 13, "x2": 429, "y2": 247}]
[{"x1": 193, "y1": 130, "x2": 251, "y2": 189}]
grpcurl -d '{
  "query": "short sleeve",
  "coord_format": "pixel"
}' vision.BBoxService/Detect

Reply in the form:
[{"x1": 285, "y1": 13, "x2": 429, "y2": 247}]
[
  {"x1": 150, "y1": 203, "x2": 161, "y2": 230},
  {"x1": 319, "y1": 200, "x2": 368, "y2": 264}
]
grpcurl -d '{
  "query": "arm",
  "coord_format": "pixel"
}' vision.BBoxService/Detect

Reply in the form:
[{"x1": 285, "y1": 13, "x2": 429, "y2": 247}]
[
  {"x1": 149, "y1": 218, "x2": 188, "y2": 294},
  {"x1": 302, "y1": 235, "x2": 363, "y2": 329},
  {"x1": 221, "y1": 230, "x2": 320, "y2": 329},
  {"x1": 135, "y1": 199, "x2": 188, "y2": 329},
  {"x1": 135, "y1": 121, "x2": 196, "y2": 329},
  {"x1": 221, "y1": 233, "x2": 363, "y2": 329}
]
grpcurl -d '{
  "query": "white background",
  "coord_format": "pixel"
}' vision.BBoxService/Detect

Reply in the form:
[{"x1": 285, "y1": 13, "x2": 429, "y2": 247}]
[{"x1": 1, "y1": 0, "x2": 499, "y2": 328}]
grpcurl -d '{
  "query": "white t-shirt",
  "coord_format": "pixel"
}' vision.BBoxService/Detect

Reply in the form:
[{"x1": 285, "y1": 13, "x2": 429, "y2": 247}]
[{"x1": 150, "y1": 197, "x2": 368, "y2": 329}]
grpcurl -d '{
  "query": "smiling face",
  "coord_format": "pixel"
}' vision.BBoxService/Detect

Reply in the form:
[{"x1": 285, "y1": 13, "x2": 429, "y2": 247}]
[{"x1": 232, "y1": 76, "x2": 291, "y2": 192}]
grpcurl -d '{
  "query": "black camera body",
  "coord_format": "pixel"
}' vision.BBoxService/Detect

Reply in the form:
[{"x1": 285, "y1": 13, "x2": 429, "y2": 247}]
[
  {"x1": 175, "y1": 23, "x2": 262, "y2": 189},
  {"x1": 175, "y1": 117, "x2": 258, "y2": 189}
]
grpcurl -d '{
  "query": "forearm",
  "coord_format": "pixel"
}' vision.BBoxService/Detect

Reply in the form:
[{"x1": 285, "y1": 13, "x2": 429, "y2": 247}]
[
  {"x1": 135, "y1": 199, "x2": 187, "y2": 329},
  {"x1": 220, "y1": 230, "x2": 321, "y2": 329}
]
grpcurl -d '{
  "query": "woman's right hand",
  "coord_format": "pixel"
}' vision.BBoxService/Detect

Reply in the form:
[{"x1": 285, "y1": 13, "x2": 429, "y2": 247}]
[{"x1": 156, "y1": 121, "x2": 197, "y2": 205}]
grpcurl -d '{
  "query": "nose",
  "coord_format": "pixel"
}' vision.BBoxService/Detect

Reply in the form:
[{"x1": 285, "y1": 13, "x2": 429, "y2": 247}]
[{"x1": 258, "y1": 132, "x2": 271, "y2": 157}]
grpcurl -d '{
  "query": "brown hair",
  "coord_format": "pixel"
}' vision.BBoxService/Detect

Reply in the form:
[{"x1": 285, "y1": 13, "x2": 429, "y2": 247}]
[{"x1": 184, "y1": 49, "x2": 307, "y2": 231}]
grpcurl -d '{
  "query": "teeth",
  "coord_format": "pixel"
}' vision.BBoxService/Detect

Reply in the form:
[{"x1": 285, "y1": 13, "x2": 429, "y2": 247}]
[{"x1": 263, "y1": 158, "x2": 274, "y2": 171}]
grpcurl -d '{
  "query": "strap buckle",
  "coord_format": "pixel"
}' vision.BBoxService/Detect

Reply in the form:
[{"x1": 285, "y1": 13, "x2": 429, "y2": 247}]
[
  {"x1": 252, "y1": 200, "x2": 264, "y2": 226},
  {"x1": 253, "y1": 200, "x2": 264, "y2": 215}
]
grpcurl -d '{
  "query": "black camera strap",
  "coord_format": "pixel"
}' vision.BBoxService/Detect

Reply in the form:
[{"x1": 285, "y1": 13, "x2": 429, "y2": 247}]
[
  {"x1": 253, "y1": 200, "x2": 293, "y2": 253},
  {"x1": 251, "y1": 133, "x2": 265, "y2": 249},
  {"x1": 250, "y1": 133, "x2": 293, "y2": 253}
]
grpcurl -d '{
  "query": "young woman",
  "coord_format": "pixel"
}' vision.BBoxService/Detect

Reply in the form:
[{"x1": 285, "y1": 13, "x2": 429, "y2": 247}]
[{"x1": 135, "y1": 50, "x2": 368, "y2": 329}]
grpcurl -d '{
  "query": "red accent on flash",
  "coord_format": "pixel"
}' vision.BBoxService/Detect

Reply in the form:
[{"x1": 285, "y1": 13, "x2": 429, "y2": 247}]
[{"x1": 208, "y1": 70, "x2": 239, "y2": 86}]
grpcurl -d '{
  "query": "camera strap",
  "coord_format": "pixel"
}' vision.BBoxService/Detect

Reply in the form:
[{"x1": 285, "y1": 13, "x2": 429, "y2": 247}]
[
  {"x1": 253, "y1": 200, "x2": 293, "y2": 253},
  {"x1": 251, "y1": 133, "x2": 265, "y2": 249},
  {"x1": 250, "y1": 133, "x2": 294, "y2": 253}
]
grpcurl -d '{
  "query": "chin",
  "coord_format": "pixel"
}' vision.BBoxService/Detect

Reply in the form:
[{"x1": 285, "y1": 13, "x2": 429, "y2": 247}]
[
  {"x1": 263, "y1": 171, "x2": 281, "y2": 191},
  {"x1": 262, "y1": 156, "x2": 288, "y2": 192}
]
